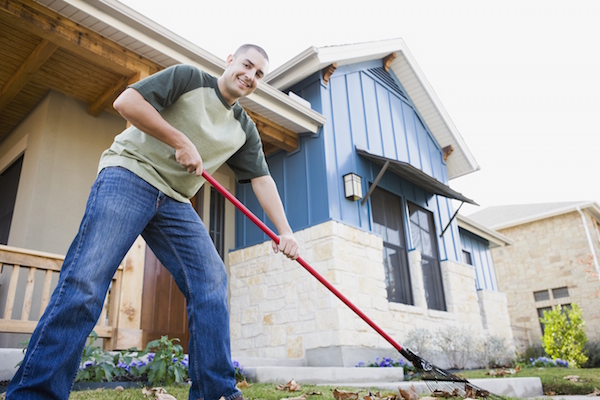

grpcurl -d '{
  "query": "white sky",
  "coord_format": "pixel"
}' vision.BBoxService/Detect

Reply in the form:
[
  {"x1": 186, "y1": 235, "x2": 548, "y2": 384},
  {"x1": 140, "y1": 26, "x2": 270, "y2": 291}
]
[{"x1": 120, "y1": 0, "x2": 600, "y2": 216}]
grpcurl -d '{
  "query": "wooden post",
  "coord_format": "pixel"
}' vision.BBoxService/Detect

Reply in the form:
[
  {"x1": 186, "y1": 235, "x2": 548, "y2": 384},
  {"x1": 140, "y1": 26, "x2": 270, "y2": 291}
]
[{"x1": 113, "y1": 236, "x2": 147, "y2": 350}]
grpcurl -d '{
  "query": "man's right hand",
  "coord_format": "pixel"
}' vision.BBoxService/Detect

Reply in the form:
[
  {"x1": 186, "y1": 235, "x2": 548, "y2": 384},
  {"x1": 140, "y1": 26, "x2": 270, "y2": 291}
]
[{"x1": 175, "y1": 140, "x2": 203, "y2": 176}]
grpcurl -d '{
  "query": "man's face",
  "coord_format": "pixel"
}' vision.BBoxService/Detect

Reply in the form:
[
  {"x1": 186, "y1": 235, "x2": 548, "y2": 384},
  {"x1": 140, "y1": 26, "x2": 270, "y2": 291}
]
[{"x1": 219, "y1": 48, "x2": 269, "y2": 105}]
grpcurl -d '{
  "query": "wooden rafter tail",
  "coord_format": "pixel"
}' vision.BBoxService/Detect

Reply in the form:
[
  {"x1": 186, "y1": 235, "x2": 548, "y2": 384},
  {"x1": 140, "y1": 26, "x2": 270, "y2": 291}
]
[{"x1": 322, "y1": 63, "x2": 337, "y2": 85}]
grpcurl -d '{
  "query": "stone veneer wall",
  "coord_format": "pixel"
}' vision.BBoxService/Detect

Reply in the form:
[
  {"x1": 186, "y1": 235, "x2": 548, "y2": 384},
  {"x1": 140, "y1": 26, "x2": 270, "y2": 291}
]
[
  {"x1": 492, "y1": 211, "x2": 600, "y2": 347},
  {"x1": 228, "y1": 220, "x2": 513, "y2": 367}
]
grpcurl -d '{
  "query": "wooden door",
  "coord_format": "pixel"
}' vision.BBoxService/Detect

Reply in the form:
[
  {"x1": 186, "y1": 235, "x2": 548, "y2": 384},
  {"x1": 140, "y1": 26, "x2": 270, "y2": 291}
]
[{"x1": 140, "y1": 188, "x2": 205, "y2": 352}]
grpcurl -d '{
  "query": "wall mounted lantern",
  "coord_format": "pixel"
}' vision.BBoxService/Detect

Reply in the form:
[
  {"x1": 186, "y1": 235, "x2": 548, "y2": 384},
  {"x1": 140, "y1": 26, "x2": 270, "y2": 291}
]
[{"x1": 343, "y1": 173, "x2": 363, "y2": 201}]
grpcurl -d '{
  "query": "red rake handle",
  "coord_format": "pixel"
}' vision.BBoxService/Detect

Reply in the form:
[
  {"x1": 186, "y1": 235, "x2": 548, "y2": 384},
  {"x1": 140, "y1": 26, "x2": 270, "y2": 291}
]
[{"x1": 202, "y1": 170, "x2": 404, "y2": 353}]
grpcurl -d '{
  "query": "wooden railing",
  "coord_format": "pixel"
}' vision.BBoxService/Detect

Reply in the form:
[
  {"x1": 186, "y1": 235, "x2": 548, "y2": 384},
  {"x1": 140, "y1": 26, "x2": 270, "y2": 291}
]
[{"x1": 0, "y1": 245, "x2": 122, "y2": 350}]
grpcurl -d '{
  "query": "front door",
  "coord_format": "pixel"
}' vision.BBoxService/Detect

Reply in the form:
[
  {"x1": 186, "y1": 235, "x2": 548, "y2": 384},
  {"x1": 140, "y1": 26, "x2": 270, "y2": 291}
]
[{"x1": 140, "y1": 186, "x2": 226, "y2": 352}]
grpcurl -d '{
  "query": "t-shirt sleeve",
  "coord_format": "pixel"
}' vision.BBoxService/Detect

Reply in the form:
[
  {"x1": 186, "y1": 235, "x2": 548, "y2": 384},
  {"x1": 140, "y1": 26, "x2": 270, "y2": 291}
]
[
  {"x1": 226, "y1": 117, "x2": 270, "y2": 184},
  {"x1": 129, "y1": 65, "x2": 203, "y2": 113}
]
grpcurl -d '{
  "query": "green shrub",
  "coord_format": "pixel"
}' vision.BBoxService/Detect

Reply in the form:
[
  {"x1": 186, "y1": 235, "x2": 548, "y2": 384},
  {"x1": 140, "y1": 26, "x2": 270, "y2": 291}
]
[
  {"x1": 582, "y1": 341, "x2": 600, "y2": 368},
  {"x1": 518, "y1": 344, "x2": 546, "y2": 363},
  {"x1": 540, "y1": 303, "x2": 588, "y2": 367}
]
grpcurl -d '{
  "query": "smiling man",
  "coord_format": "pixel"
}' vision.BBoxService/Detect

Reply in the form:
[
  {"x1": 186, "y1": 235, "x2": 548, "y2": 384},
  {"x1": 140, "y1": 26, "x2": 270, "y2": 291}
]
[{"x1": 7, "y1": 44, "x2": 298, "y2": 400}]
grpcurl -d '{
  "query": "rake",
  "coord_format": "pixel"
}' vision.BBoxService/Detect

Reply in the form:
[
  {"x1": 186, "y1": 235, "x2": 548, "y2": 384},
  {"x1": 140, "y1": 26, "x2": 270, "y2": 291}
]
[{"x1": 203, "y1": 171, "x2": 504, "y2": 399}]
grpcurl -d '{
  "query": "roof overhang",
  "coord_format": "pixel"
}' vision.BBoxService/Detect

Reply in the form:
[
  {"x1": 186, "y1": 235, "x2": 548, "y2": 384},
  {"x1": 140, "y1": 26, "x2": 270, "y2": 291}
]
[
  {"x1": 33, "y1": 0, "x2": 326, "y2": 135},
  {"x1": 357, "y1": 148, "x2": 477, "y2": 205},
  {"x1": 492, "y1": 201, "x2": 600, "y2": 230},
  {"x1": 265, "y1": 38, "x2": 480, "y2": 179},
  {"x1": 457, "y1": 214, "x2": 513, "y2": 248}
]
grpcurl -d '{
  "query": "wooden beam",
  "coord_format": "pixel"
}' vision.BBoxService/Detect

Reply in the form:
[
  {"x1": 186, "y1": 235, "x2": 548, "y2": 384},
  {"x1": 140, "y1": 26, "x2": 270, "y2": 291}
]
[
  {"x1": 383, "y1": 52, "x2": 397, "y2": 72},
  {"x1": 88, "y1": 73, "x2": 135, "y2": 117},
  {"x1": 0, "y1": 39, "x2": 58, "y2": 112},
  {"x1": 322, "y1": 63, "x2": 337, "y2": 85},
  {"x1": 246, "y1": 109, "x2": 298, "y2": 152},
  {"x1": 0, "y1": 0, "x2": 161, "y2": 77},
  {"x1": 443, "y1": 145, "x2": 454, "y2": 161}
]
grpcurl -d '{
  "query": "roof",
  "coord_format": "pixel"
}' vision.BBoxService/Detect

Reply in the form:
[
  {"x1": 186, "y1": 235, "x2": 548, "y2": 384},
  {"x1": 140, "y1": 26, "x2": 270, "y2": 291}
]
[
  {"x1": 467, "y1": 201, "x2": 600, "y2": 230},
  {"x1": 456, "y1": 214, "x2": 513, "y2": 248},
  {"x1": 357, "y1": 148, "x2": 477, "y2": 205},
  {"x1": 265, "y1": 38, "x2": 480, "y2": 180},
  {"x1": 0, "y1": 0, "x2": 326, "y2": 145}
]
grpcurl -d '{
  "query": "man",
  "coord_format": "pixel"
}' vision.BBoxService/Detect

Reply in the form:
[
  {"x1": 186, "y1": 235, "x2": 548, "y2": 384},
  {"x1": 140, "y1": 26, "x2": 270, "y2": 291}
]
[{"x1": 7, "y1": 44, "x2": 298, "y2": 400}]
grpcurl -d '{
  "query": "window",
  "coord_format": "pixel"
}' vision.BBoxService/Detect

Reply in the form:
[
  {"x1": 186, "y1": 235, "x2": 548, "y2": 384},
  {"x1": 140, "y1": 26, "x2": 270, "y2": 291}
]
[
  {"x1": 209, "y1": 187, "x2": 226, "y2": 260},
  {"x1": 371, "y1": 187, "x2": 412, "y2": 305},
  {"x1": 0, "y1": 155, "x2": 24, "y2": 245},
  {"x1": 552, "y1": 287, "x2": 569, "y2": 299},
  {"x1": 462, "y1": 250, "x2": 473, "y2": 266},
  {"x1": 537, "y1": 306, "x2": 552, "y2": 334},
  {"x1": 408, "y1": 202, "x2": 446, "y2": 311},
  {"x1": 534, "y1": 290, "x2": 550, "y2": 302}
]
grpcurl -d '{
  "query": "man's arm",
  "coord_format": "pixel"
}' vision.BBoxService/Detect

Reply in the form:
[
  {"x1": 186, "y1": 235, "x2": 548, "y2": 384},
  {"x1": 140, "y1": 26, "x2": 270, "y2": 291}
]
[
  {"x1": 113, "y1": 88, "x2": 203, "y2": 175},
  {"x1": 251, "y1": 175, "x2": 299, "y2": 260}
]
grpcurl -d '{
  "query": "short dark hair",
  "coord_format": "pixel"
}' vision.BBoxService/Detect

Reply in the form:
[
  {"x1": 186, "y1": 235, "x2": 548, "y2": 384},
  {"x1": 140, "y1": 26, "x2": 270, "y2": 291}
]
[{"x1": 234, "y1": 44, "x2": 269, "y2": 62}]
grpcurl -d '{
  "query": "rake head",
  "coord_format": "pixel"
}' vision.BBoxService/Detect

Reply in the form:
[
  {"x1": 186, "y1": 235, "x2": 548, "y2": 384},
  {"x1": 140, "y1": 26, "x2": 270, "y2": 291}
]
[{"x1": 399, "y1": 347, "x2": 505, "y2": 400}]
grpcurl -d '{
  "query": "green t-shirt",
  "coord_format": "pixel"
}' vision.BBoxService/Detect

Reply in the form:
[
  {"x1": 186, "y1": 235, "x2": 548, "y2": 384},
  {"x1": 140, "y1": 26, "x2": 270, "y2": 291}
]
[{"x1": 98, "y1": 65, "x2": 269, "y2": 202}]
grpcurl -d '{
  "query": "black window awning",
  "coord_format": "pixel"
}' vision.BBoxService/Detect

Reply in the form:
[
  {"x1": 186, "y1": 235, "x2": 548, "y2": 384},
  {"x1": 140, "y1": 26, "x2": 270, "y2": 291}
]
[{"x1": 357, "y1": 148, "x2": 478, "y2": 206}]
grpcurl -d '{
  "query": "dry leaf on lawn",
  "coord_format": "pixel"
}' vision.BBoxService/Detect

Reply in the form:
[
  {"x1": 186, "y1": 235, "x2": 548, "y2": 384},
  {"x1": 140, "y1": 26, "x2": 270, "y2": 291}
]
[
  {"x1": 333, "y1": 388, "x2": 360, "y2": 400},
  {"x1": 564, "y1": 375, "x2": 580, "y2": 382},
  {"x1": 398, "y1": 385, "x2": 419, "y2": 400},
  {"x1": 465, "y1": 385, "x2": 489, "y2": 399},
  {"x1": 156, "y1": 394, "x2": 177, "y2": 400},
  {"x1": 114, "y1": 386, "x2": 125, "y2": 392},
  {"x1": 277, "y1": 379, "x2": 301, "y2": 392},
  {"x1": 306, "y1": 391, "x2": 323, "y2": 396},
  {"x1": 281, "y1": 395, "x2": 307, "y2": 400},
  {"x1": 364, "y1": 391, "x2": 382, "y2": 400},
  {"x1": 236, "y1": 378, "x2": 252, "y2": 388},
  {"x1": 587, "y1": 387, "x2": 600, "y2": 396}
]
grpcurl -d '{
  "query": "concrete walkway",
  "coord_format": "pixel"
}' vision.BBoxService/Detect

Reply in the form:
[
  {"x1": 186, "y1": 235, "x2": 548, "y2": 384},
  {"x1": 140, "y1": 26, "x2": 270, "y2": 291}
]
[{"x1": 245, "y1": 366, "x2": 550, "y2": 398}]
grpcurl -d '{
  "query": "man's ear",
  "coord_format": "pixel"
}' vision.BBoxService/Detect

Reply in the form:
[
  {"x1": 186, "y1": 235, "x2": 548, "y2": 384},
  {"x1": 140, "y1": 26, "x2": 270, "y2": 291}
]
[{"x1": 225, "y1": 54, "x2": 234, "y2": 67}]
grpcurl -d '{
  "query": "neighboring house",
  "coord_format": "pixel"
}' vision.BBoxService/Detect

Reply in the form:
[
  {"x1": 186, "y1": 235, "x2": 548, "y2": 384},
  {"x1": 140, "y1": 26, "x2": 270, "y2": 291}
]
[
  {"x1": 468, "y1": 202, "x2": 600, "y2": 349},
  {"x1": 228, "y1": 40, "x2": 514, "y2": 368}
]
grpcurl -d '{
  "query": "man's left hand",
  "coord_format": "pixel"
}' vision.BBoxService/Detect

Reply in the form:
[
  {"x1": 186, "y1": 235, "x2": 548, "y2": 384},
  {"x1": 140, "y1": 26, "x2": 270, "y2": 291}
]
[{"x1": 272, "y1": 233, "x2": 299, "y2": 260}]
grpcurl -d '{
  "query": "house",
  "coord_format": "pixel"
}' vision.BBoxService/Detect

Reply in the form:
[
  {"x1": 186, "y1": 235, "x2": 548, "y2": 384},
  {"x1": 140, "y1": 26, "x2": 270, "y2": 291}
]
[
  {"x1": 0, "y1": 0, "x2": 324, "y2": 352},
  {"x1": 0, "y1": 0, "x2": 513, "y2": 373},
  {"x1": 468, "y1": 201, "x2": 600, "y2": 349},
  {"x1": 227, "y1": 40, "x2": 514, "y2": 367}
]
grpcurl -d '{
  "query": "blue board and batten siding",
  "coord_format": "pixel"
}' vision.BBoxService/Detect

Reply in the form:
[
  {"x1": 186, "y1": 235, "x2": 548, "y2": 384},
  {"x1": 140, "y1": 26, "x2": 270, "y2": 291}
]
[
  {"x1": 235, "y1": 59, "x2": 462, "y2": 263},
  {"x1": 459, "y1": 229, "x2": 498, "y2": 291}
]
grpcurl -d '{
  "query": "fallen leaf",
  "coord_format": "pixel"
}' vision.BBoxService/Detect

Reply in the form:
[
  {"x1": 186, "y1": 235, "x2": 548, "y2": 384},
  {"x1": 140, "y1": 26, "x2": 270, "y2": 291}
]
[
  {"x1": 236, "y1": 378, "x2": 252, "y2": 388},
  {"x1": 587, "y1": 388, "x2": 600, "y2": 396},
  {"x1": 564, "y1": 375, "x2": 580, "y2": 382},
  {"x1": 114, "y1": 386, "x2": 125, "y2": 392},
  {"x1": 281, "y1": 395, "x2": 307, "y2": 400},
  {"x1": 333, "y1": 388, "x2": 360, "y2": 400},
  {"x1": 544, "y1": 391, "x2": 556, "y2": 396},
  {"x1": 306, "y1": 391, "x2": 323, "y2": 396},
  {"x1": 398, "y1": 385, "x2": 419, "y2": 400},
  {"x1": 156, "y1": 394, "x2": 177, "y2": 400},
  {"x1": 465, "y1": 384, "x2": 489, "y2": 398},
  {"x1": 515, "y1": 365, "x2": 521, "y2": 373},
  {"x1": 277, "y1": 379, "x2": 301, "y2": 392},
  {"x1": 364, "y1": 391, "x2": 383, "y2": 400}
]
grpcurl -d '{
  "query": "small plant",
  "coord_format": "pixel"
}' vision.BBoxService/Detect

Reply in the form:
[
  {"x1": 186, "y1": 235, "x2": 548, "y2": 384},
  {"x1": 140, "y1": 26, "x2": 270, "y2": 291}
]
[
  {"x1": 356, "y1": 357, "x2": 415, "y2": 375},
  {"x1": 76, "y1": 331, "x2": 119, "y2": 382},
  {"x1": 433, "y1": 326, "x2": 478, "y2": 369},
  {"x1": 582, "y1": 341, "x2": 600, "y2": 368},
  {"x1": 404, "y1": 328, "x2": 437, "y2": 362},
  {"x1": 529, "y1": 356, "x2": 569, "y2": 368},
  {"x1": 232, "y1": 359, "x2": 246, "y2": 382},
  {"x1": 540, "y1": 303, "x2": 588, "y2": 367},
  {"x1": 139, "y1": 336, "x2": 188, "y2": 385}
]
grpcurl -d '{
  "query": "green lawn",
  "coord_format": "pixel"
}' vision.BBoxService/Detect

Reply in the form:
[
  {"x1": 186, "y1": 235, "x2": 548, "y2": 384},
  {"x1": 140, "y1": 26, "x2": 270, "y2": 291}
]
[
  {"x1": 66, "y1": 368, "x2": 600, "y2": 399},
  {"x1": 461, "y1": 367, "x2": 600, "y2": 396}
]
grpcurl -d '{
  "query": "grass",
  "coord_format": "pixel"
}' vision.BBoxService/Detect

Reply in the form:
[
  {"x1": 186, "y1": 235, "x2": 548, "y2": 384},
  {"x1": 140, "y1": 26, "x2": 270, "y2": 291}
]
[
  {"x1": 65, "y1": 368, "x2": 600, "y2": 399},
  {"x1": 461, "y1": 367, "x2": 600, "y2": 396},
  {"x1": 67, "y1": 384, "x2": 395, "y2": 400}
]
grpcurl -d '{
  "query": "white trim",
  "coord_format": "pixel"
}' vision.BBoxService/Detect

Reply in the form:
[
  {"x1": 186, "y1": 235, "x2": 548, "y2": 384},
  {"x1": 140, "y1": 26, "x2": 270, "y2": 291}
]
[
  {"x1": 576, "y1": 207, "x2": 600, "y2": 286},
  {"x1": 457, "y1": 214, "x2": 513, "y2": 248},
  {"x1": 489, "y1": 201, "x2": 600, "y2": 230},
  {"x1": 0, "y1": 135, "x2": 28, "y2": 174}
]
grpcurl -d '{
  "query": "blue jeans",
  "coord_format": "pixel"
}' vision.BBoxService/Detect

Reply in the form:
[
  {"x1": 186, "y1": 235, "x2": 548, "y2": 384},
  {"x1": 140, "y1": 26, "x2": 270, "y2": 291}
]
[{"x1": 7, "y1": 167, "x2": 241, "y2": 400}]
